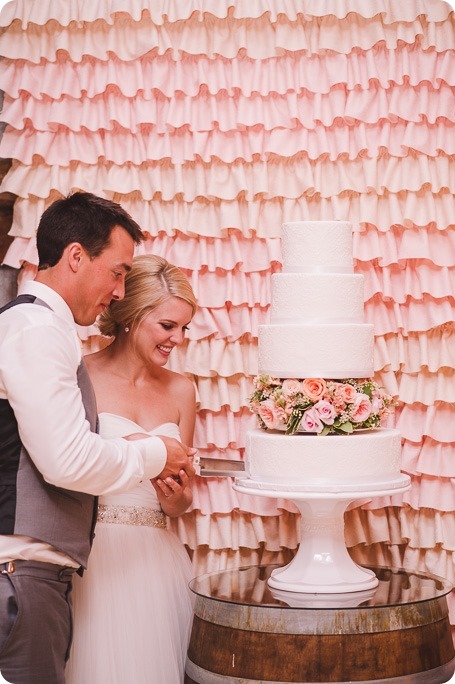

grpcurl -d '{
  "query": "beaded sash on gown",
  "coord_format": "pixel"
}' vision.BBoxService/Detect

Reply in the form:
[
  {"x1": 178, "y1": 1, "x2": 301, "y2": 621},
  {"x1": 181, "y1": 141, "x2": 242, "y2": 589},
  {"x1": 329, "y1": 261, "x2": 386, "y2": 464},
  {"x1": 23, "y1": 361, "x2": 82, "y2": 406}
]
[{"x1": 95, "y1": 413, "x2": 181, "y2": 530}]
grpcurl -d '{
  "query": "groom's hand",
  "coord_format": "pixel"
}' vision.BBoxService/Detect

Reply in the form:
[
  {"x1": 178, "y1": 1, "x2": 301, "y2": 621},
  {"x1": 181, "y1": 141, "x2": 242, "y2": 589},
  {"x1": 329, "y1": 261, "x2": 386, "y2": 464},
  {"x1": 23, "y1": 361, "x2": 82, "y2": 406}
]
[{"x1": 156, "y1": 436, "x2": 197, "y2": 480}]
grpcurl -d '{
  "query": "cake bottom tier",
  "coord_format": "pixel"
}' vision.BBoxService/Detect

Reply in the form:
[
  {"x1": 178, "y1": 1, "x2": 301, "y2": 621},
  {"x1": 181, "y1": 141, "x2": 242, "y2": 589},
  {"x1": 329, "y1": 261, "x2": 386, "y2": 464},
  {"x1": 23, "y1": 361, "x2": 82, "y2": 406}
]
[{"x1": 245, "y1": 428, "x2": 403, "y2": 491}]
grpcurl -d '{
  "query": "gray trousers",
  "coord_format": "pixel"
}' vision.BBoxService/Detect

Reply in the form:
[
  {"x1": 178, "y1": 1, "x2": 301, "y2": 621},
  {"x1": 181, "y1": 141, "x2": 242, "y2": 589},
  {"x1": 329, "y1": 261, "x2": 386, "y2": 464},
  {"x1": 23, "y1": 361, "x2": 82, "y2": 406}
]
[{"x1": 0, "y1": 561, "x2": 76, "y2": 684}]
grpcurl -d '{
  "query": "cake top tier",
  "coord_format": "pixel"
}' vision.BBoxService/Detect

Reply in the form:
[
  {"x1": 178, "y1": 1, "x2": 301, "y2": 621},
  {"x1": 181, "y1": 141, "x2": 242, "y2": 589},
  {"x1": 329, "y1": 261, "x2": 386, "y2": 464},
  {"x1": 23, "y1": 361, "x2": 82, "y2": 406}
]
[{"x1": 281, "y1": 221, "x2": 354, "y2": 274}]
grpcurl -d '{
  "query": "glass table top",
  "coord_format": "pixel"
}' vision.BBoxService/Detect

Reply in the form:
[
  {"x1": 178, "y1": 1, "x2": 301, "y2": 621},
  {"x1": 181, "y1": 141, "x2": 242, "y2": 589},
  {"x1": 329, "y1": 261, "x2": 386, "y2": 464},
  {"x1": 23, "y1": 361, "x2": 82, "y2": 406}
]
[{"x1": 189, "y1": 564, "x2": 453, "y2": 610}]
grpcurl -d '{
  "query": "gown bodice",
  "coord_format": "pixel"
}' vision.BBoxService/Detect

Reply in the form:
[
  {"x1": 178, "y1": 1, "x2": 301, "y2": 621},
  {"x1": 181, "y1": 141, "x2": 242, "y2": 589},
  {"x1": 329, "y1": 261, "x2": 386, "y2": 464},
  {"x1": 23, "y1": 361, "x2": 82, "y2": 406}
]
[{"x1": 97, "y1": 412, "x2": 181, "y2": 509}]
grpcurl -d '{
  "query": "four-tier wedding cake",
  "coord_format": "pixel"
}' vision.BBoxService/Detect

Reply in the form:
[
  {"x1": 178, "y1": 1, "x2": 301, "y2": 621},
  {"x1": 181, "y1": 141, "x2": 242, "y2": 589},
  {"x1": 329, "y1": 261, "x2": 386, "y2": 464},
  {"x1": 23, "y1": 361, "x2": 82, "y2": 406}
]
[{"x1": 236, "y1": 220, "x2": 404, "y2": 493}]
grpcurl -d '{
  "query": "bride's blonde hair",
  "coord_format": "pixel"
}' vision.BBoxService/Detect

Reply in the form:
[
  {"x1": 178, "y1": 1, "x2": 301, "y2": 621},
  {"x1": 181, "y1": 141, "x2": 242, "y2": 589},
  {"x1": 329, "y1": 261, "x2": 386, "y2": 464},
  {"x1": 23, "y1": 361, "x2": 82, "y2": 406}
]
[{"x1": 97, "y1": 254, "x2": 197, "y2": 338}]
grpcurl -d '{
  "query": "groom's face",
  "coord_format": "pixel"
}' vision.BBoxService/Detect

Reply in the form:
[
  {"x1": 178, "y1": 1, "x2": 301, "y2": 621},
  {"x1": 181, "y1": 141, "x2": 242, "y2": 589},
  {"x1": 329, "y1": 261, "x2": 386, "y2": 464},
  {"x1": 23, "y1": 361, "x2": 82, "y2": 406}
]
[{"x1": 72, "y1": 225, "x2": 134, "y2": 326}]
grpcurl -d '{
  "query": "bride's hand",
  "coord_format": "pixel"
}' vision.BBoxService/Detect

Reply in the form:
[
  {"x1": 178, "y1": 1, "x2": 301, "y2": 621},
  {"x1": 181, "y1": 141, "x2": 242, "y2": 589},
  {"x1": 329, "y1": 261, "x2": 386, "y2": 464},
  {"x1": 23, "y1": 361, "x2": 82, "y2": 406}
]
[{"x1": 151, "y1": 469, "x2": 192, "y2": 516}]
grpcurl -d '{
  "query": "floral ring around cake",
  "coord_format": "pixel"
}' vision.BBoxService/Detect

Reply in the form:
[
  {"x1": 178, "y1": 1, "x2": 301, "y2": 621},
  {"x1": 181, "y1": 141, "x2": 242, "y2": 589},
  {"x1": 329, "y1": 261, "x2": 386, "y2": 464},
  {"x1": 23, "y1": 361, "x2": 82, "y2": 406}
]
[{"x1": 249, "y1": 375, "x2": 394, "y2": 436}]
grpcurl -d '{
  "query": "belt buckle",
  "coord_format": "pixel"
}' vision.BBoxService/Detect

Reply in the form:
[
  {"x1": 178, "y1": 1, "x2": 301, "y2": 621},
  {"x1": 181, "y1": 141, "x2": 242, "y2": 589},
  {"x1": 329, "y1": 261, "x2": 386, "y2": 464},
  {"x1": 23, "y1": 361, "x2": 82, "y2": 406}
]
[{"x1": 1, "y1": 561, "x2": 15, "y2": 575}]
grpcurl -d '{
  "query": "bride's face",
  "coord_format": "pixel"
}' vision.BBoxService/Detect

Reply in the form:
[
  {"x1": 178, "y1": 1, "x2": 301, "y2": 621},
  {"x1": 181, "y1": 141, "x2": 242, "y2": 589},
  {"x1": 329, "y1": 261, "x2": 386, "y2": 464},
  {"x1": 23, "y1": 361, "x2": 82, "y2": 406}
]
[{"x1": 134, "y1": 296, "x2": 193, "y2": 366}]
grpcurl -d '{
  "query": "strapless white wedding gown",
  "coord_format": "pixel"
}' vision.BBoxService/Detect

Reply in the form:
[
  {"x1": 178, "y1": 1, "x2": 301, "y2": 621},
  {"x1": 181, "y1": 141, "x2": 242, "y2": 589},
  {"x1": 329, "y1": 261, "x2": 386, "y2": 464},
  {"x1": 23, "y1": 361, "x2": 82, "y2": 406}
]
[{"x1": 66, "y1": 414, "x2": 194, "y2": 684}]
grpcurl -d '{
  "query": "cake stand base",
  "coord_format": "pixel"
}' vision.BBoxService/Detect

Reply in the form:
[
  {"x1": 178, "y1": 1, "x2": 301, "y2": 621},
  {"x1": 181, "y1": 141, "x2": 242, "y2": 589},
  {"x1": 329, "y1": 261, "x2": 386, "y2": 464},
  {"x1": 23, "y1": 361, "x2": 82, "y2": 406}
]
[{"x1": 233, "y1": 476, "x2": 411, "y2": 594}]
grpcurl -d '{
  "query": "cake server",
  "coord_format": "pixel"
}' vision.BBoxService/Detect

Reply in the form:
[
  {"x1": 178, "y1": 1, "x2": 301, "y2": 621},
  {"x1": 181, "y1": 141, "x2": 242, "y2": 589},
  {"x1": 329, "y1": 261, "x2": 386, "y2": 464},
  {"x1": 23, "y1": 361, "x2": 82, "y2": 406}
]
[{"x1": 194, "y1": 456, "x2": 245, "y2": 477}]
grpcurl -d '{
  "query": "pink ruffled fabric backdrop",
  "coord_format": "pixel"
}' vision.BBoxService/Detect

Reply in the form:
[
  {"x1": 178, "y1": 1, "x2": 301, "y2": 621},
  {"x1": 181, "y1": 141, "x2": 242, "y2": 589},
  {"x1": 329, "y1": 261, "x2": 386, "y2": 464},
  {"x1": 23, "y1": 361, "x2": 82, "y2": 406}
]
[{"x1": 0, "y1": 0, "x2": 454, "y2": 626}]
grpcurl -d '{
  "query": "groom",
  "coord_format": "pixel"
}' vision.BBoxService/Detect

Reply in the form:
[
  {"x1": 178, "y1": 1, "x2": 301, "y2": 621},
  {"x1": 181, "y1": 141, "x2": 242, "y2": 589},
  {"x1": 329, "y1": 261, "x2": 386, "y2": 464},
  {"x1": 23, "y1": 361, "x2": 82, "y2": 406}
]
[{"x1": 0, "y1": 192, "x2": 196, "y2": 684}]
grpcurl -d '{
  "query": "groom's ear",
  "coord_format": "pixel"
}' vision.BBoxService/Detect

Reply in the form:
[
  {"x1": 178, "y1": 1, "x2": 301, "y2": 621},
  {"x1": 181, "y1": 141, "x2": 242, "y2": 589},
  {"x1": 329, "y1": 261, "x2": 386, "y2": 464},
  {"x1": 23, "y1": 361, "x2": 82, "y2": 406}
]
[{"x1": 66, "y1": 243, "x2": 85, "y2": 272}]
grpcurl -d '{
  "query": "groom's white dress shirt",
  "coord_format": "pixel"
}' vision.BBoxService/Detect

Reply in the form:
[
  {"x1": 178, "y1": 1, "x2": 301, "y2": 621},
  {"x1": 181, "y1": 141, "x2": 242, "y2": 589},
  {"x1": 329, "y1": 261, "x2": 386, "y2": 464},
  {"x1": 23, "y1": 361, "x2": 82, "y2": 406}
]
[{"x1": 0, "y1": 280, "x2": 167, "y2": 568}]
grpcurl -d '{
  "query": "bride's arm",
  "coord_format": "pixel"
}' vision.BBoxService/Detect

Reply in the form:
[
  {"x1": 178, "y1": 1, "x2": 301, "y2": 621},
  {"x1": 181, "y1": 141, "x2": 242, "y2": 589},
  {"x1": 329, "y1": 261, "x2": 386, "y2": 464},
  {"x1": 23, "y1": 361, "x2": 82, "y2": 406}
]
[{"x1": 176, "y1": 376, "x2": 197, "y2": 447}]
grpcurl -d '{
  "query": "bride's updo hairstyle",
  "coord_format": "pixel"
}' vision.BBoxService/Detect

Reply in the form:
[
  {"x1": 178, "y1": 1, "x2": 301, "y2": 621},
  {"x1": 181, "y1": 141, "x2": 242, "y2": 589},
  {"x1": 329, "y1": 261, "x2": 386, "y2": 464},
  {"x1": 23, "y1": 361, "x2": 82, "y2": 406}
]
[{"x1": 97, "y1": 254, "x2": 197, "y2": 338}]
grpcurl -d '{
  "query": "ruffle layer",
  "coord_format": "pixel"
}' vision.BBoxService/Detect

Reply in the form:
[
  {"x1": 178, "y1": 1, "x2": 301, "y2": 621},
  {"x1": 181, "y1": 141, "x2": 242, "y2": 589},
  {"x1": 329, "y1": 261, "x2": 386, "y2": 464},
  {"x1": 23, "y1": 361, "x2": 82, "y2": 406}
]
[
  {"x1": 2, "y1": 154, "x2": 455, "y2": 202},
  {"x1": 1, "y1": 47, "x2": 453, "y2": 100},
  {"x1": 376, "y1": 368, "x2": 455, "y2": 404},
  {"x1": 359, "y1": 261, "x2": 455, "y2": 303},
  {"x1": 2, "y1": 230, "x2": 282, "y2": 273},
  {"x1": 4, "y1": 220, "x2": 454, "y2": 275},
  {"x1": 1, "y1": 0, "x2": 450, "y2": 29},
  {"x1": 376, "y1": 326, "x2": 455, "y2": 373},
  {"x1": 401, "y1": 474, "x2": 455, "y2": 512},
  {"x1": 401, "y1": 437, "x2": 455, "y2": 478},
  {"x1": 2, "y1": 120, "x2": 454, "y2": 165},
  {"x1": 6, "y1": 189, "x2": 455, "y2": 241},
  {"x1": 396, "y1": 402, "x2": 455, "y2": 444},
  {"x1": 399, "y1": 506, "x2": 455, "y2": 552},
  {"x1": 194, "y1": 374, "x2": 253, "y2": 412},
  {"x1": 3, "y1": 81, "x2": 454, "y2": 134},
  {"x1": 365, "y1": 294, "x2": 455, "y2": 336},
  {"x1": 170, "y1": 509, "x2": 301, "y2": 553},
  {"x1": 167, "y1": 339, "x2": 259, "y2": 377},
  {"x1": 353, "y1": 225, "x2": 455, "y2": 265},
  {"x1": 194, "y1": 408, "x2": 255, "y2": 450},
  {"x1": 0, "y1": 12, "x2": 453, "y2": 62},
  {"x1": 170, "y1": 505, "x2": 455, "y2": 558}
]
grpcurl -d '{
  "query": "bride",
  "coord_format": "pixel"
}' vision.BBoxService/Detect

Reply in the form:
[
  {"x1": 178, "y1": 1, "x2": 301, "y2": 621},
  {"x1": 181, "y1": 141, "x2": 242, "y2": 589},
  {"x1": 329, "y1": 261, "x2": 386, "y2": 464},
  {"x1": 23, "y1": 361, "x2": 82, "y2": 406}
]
[{"x1": 66, "y1": 255, "x2": 198, "y2": 684}]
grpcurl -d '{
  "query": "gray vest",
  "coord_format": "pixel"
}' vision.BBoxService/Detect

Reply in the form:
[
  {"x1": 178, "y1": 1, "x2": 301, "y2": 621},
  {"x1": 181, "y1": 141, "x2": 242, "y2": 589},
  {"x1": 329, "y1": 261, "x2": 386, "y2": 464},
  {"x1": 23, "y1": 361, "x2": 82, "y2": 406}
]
[{"x1": 0, "y1": 295, "x2": 98, "y2": 569}]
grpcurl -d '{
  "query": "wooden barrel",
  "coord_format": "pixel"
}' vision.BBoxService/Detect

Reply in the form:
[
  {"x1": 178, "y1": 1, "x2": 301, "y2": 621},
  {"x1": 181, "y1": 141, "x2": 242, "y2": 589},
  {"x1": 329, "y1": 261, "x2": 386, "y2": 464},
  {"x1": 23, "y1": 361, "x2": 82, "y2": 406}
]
[{"x1": 185, "y1": 565, "x2": 455, "y2": 683}]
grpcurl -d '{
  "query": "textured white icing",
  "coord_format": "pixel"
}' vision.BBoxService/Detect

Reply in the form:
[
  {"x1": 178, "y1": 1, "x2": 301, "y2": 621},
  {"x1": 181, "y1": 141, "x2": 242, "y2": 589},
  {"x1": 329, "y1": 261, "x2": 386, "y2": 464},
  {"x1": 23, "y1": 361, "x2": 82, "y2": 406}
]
[
  {"x1": 281, "y1": 221, "x2": 353, "y2": 274},
  {"x1": 258, "y1": 323, "x2": 374, "y2": 379},
  {"x1": 270, "y1": 273, "x2": 364, "y2": 323},
  {"x1": 246, "y1": 221, "x2": 403, "y2": 490},
  {"x1": 246, "y1": 429, "x2": 402, "y2": 486},
  {"x1": 261, "y1": 220, "x2": 373, "y2": 378}
]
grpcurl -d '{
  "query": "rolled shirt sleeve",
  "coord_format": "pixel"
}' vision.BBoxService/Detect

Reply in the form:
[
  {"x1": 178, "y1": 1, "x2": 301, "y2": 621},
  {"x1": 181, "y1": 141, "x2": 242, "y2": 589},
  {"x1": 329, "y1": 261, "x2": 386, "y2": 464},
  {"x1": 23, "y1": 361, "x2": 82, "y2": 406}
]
[{"x1": 0, "y1": 303, "x2": 166, "y2": 495}]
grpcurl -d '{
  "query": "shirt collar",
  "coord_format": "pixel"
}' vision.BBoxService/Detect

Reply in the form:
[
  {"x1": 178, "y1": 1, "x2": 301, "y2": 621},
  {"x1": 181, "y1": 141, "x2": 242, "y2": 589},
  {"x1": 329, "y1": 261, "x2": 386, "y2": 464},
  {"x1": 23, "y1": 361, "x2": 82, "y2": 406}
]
[{"x1": 20, "y1": 280, "x2": 76, "y2": 329}]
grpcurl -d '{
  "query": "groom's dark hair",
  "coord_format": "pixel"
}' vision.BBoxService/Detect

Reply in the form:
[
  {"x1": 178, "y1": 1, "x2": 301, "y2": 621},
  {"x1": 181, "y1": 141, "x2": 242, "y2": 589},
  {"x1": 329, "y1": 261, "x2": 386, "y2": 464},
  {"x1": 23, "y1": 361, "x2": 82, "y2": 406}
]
[{"x1": 37, "y1": 191, "x2": 144, "y2": 270}]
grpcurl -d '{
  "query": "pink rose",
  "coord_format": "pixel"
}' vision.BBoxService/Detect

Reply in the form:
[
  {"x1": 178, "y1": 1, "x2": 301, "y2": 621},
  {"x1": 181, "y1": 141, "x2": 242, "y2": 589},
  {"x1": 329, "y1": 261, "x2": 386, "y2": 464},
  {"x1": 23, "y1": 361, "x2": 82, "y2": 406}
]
[
  {"x1": 314, "y1": 399, "x2": 336, "y2": 425},
  {"x1": 350, "y1": 393, "x2": 372, "y2": 423},
  {"x1": 282, "y1": 379, "x2": 302, "y2": 398},
  {"x1": 300, "y1": 407, "x2": 324, "y2": 433},
  {"x1": 258, "y1": 399, "x2": 286, "y2": 429},
  {"x1": 302, "y1": 378, "x2": 327, "y2": 402},
  {"x1": 335, "y1": 383, "x2": 357, "y2": 403}
]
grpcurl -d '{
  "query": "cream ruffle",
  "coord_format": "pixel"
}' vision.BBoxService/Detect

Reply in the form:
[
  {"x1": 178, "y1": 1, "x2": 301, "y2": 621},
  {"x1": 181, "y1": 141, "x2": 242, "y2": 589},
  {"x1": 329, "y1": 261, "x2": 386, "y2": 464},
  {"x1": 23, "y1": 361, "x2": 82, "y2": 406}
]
[
  {"x1": 2, "y1": 154, "x2": 454, "y2": 202},
  {"x1": 194, "y1": 375, "x2": 253, "y2": 412},
  {"x1": 6, "y1": 188, "x2": 454, "y2": 239},
  {"x1": 2, "y1": 120, "x2": 454, "y2": 165},
  {"x1": 3, "y1": 81, "x2": 454, "y2": 134},
  {"x1": 2, "y1": 231, "x2": 281, "y2": 272},
  {"x1": 376, "y1": 326, "x2": 455, "y2": 373},
  {"x1": 0, "y1": 13, "x2": 453, "y2": 62},
  {"x1": 396, "y1": 402, "x2": 455, "y2": 444},
  {"x1": 376, "y1": 368, "x2": 455, "y2": 404},
  {"x1": 401, "y1": 437, "x2": 454, "y2": 478},
  {"x1": 169, "y1": 505, "x2": 455, "y2": 558},
  {"x1": 354, "y1": 224, "x2": 454, "y2": 262},
  {"x1": 1, "y1": 47, "x2": 453, "y2": 101},
  {"x1": 364, "y1": 295, "x2": 454, "y2": 337},
  {"x1": 359, "y1": 261, "x2": 455, "y2": 302},
  {"x1": 194, "y1": 407, "x2": 255, "y2": 450},
  {"x1": 1, "y1": 0, "x2": 451, "y2": 29}
]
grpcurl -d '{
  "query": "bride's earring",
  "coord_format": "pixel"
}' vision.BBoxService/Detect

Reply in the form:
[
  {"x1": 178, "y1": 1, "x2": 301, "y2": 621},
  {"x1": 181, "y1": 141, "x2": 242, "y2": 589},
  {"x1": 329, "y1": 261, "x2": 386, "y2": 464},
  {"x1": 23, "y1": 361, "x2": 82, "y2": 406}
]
[{"x1": 125, "y1": 326, "x2": 130, "y2": 332}]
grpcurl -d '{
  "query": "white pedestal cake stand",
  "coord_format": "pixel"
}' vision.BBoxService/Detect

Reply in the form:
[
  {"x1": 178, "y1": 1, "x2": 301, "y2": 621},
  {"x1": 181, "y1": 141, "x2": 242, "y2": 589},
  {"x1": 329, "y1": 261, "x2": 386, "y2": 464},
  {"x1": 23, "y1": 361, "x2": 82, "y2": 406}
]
[{"x1": 233, "y1": 475, "x2": 411, "y2": 594}]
